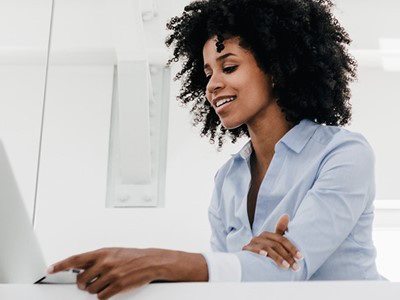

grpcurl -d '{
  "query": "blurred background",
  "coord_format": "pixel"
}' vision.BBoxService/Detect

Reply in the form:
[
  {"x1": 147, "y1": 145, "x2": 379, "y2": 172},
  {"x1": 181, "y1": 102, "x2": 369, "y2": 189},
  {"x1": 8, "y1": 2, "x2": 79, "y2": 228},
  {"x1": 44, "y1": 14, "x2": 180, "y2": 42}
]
[{"x1": 0, "y1": 0, "x2": 399, "y2": 281}]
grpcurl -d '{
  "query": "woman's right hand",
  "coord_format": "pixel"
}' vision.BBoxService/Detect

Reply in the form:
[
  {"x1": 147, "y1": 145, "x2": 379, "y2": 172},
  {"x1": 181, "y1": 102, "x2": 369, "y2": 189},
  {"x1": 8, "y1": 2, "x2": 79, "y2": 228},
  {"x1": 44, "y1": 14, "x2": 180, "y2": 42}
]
[{"x1": 242, "y1": 214, "x2": 304, "y2": 271}]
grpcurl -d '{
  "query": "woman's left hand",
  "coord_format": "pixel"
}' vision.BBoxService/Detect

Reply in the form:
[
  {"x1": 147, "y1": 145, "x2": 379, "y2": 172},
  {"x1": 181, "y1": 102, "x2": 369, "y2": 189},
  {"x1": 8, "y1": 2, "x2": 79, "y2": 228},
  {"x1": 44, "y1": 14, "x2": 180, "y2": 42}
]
[{"x1": 242, "y1": 214, "x2": 303, "y2": 271}]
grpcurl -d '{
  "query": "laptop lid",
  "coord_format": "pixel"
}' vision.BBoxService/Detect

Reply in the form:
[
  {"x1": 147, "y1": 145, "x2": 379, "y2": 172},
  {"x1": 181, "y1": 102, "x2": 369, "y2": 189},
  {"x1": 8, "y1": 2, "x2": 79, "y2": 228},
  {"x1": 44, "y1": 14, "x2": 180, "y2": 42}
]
[{"x1": 0, "y1": 140, "x2": 47, "y2": 283}]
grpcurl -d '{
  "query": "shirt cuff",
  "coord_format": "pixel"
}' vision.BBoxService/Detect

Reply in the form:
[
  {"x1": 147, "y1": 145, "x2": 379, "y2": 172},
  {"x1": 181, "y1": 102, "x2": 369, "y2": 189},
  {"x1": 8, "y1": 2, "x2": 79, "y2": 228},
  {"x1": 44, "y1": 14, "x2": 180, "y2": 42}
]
[{"x1": 201, "y1": 252, "x2": 241, "y2": 282}]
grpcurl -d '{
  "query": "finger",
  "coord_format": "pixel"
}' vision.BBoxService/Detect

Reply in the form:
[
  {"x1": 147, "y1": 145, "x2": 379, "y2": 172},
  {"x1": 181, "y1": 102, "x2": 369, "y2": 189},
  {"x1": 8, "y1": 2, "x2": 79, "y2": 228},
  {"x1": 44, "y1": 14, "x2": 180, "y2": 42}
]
[
  {"x1": 280, "y1": 236, "x2": 304, "y2": 261},
  {"x1": 265, "y1": 247, "x2": 291, "y2": 269},
  {"x1": 259, "y1": 249, "x2": 268, "y2": 257},
  {"x1": 97, "y1": 279, "x2": 129, "y2": 300},
  {"x1": 250, "y1": 236, "x2": 295, "y2": 269},
  {"x1": 242, "y1": 243, "x2": 256, "y2": 252},
  {"x1": 77, "y1": 264, "x2": 103, "y2": 291},
  {"x1": 275, "y1": 214, "x2": 289, "y2": 235},
  {"x1": 257, "y1": 232, "x2": 303, "y2": 261},
  {"x1": 243, "y1": 242, "x2": 269, "y2": 257},
  {"x1": 243, "y1": 237, "x2": 273, "y2": 254},
  {"x1": 97, "y1": 271, "x2": 150, "y2": 300},
  {"x1": 271, "y1": 241, "x2": 299, "y2": 271},
  {"x1": 97, "y1": 283, "x2": 123, "y2": 300},
  {"x1": 86, "y1": 273, "x2": 112, "y2": 295},
  {"x1": 271, "y1": 234, "x2": 304, "y2": 261},
  {"x1": 48, "y1": 253, "x2": 95, "y2": 274}
]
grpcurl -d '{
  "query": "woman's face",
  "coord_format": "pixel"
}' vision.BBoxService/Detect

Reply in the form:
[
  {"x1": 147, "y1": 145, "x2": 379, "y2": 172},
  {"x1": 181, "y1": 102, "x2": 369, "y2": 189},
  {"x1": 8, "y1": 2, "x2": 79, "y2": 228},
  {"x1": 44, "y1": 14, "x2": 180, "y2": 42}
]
[{"x1": 203, "y1": 36, "x2": 275, "y2": 129}]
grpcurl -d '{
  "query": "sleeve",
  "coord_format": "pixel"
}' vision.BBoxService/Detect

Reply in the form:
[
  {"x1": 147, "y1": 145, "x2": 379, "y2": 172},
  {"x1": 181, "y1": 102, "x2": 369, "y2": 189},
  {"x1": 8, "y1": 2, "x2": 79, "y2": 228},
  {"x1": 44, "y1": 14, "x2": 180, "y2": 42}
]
[
  {"x1": 282, "y1": 136, "x2": 375, "y2": 280},
  {"x1": 204, "y1": 135, "x2": 375, "y2": 281},
  {"x1": 201, "y1": 168, "x2": 242, "y2": 282}
]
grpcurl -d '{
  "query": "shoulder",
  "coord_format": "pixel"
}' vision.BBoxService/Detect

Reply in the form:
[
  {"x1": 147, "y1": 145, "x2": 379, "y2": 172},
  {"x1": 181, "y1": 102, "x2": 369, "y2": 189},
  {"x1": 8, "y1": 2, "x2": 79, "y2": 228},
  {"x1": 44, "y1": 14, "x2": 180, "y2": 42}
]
[
  {"x1": 312, "y1": 124, "x2": 375, "y2": 161},
  {"x1": 308, "y1": 126, "x2": 377, "y2": 210},
  {"x1": 310, "y1": 125, "x2": 375, "y2": 179}
]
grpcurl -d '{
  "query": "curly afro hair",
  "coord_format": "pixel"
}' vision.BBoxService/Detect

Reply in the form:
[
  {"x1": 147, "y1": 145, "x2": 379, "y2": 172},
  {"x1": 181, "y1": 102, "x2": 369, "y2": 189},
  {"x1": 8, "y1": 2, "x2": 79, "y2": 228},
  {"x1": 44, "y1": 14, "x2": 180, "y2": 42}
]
[{"x1": 165, "y1": 0, "x2": 357, "y2": 148}]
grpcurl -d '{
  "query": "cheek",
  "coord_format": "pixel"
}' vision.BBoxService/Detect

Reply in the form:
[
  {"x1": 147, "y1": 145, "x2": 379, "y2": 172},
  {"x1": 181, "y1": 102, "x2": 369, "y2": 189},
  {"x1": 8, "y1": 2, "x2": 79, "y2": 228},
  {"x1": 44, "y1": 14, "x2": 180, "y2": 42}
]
[
  {"x1": 241, "y1": 81, "x2": 270, "y2": 107},
  {"x1": 205, "y1": 91, "x2": 212, "y2": 104},
  {"x1": 249, "y1": 74, "x2": 270, "y2": 96}
]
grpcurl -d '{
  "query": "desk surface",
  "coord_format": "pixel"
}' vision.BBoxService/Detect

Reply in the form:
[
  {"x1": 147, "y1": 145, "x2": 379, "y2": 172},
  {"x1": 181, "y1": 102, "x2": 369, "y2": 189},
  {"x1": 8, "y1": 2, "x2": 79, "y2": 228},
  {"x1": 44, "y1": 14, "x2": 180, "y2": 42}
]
[{"x1": 1, "y1": 281, "x2": 400, "y2": 300}]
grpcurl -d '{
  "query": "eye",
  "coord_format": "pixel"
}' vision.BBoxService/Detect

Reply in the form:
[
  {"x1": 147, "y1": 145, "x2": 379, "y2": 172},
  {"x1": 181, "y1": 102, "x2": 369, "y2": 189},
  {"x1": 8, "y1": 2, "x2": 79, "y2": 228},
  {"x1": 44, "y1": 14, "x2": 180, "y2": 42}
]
[
  {"x1": 204, "y1": 66, "x2": 238, "y2": 82},
  {"x1": 223, "y1": 66, "x2": 238, "y2": 73}
]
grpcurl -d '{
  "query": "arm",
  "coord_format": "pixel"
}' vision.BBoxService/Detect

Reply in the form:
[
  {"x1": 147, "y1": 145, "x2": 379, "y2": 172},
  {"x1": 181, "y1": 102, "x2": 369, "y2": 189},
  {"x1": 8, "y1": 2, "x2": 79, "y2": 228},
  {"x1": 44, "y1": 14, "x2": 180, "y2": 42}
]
[
  {"x1": 48, "y1": 248, "x2": 208, "y2": 300},
  {"x1": 204, "y1": 137, "x2": 375, "y2": 281},
  {"x1": 242, "y1": 214, "x2": 304, "y2": 271}
]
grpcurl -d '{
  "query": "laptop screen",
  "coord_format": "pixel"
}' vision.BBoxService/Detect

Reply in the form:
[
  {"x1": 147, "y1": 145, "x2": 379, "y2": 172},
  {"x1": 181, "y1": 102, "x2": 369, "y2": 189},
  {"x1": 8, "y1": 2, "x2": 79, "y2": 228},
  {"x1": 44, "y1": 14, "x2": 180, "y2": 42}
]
[{"x1": 0, "y1": 141, "x2": 47, "y2": 283}]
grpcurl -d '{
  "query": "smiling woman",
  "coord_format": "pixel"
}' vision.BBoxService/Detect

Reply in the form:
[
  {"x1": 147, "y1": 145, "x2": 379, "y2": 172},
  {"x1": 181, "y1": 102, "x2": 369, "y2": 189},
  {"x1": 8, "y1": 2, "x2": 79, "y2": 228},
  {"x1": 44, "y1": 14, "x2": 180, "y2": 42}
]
[
  {"x1": 203, "y1": 37, "x2": 277, "y2": 131},
  {"x1": 47, "y1": 0, "x2": 386, "y2": 299},
  {"x1": 165, "y1": 0, "x2": 385, "y2": 282}
]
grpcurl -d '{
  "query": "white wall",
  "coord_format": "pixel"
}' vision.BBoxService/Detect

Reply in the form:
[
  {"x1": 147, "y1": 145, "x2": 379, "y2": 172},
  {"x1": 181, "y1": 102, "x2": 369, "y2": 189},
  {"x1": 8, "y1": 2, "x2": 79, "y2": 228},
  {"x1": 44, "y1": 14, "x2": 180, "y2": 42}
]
[{"x1": 346, "y1": 68, "x2": 400, "y2": 200}]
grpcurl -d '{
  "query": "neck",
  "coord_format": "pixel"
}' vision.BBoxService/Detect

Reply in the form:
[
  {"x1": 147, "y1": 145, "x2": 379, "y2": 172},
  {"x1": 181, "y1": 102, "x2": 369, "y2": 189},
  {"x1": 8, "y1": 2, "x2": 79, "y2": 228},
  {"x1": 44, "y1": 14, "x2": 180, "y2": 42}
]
[{"x1": 247, "y1": 101, "x2": 293, "y2": 169}]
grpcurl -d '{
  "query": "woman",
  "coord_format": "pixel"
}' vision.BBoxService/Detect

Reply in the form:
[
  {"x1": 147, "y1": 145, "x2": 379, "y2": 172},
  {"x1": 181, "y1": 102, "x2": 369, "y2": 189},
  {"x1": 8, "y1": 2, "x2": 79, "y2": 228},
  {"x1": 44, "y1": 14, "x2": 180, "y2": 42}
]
[{"x1": 47, "y1": 0, "x2": 385, "y2": 298}]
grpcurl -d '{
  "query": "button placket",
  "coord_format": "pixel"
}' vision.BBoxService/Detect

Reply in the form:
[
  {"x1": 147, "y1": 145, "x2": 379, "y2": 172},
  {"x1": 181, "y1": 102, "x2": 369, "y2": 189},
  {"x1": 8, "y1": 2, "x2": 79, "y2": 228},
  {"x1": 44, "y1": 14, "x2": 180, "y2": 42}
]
[{"x1": 252, "y1": 145, "x2": 287, "y2": 233}]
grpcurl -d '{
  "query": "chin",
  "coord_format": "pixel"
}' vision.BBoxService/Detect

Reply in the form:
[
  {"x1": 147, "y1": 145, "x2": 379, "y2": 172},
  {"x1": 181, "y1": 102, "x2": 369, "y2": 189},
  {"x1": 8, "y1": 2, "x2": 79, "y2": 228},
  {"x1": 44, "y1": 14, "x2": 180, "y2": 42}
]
[{"x1": 220, "y1": 119, "x2": 244, "y2": 130}]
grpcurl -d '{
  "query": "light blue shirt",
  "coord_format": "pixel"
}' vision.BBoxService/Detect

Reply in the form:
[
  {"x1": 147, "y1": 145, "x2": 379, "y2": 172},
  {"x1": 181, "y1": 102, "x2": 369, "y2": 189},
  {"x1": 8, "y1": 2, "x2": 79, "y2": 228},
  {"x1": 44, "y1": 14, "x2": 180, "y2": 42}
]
[{"x1": 202, "y1": 118, "x2": 386, "y2": 281}]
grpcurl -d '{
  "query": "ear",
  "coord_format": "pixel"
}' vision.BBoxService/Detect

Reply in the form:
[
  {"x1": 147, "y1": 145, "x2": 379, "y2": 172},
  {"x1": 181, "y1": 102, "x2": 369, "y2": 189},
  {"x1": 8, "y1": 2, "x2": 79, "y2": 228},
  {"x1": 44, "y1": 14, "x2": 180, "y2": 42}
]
[{"x1": 275, "y1": 214, "x2": 289, "y2": 235}]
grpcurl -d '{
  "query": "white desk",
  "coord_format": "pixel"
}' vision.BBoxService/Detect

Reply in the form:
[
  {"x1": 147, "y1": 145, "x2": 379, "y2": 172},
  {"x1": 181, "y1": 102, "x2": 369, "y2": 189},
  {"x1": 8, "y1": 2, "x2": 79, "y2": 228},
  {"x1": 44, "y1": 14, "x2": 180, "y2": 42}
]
[{"x1": 1, "y1": 281, "x2": 399, "y2": 300}]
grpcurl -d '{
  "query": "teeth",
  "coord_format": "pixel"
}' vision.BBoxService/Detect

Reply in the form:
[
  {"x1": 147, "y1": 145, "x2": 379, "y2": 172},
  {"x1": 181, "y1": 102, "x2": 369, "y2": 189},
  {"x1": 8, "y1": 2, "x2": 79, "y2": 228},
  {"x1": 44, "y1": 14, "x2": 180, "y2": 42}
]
[{"x1": 216, "y1": 96, "x2": 235, "y2": 107}]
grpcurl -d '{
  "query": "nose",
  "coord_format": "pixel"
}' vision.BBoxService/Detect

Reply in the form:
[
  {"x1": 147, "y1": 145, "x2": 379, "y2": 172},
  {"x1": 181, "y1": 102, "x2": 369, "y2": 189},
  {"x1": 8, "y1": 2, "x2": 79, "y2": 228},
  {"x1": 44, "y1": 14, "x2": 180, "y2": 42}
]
[{"x1": 206, "y1": 72, "x2": 225, "y2": 96}]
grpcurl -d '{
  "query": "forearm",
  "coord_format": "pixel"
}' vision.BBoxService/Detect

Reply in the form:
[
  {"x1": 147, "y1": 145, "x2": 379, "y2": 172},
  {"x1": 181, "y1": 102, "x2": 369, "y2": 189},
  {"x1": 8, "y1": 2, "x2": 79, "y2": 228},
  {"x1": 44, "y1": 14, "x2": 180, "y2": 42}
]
[
  {"x1": 236, "y1": 250, "x2": 306, "y2": 281},
  {"x1": 156, "y1": 249, "x2": 208, "y2": 282},
  {"x1": 202, "y1": 250, "x2": 306, "y2": 282}
]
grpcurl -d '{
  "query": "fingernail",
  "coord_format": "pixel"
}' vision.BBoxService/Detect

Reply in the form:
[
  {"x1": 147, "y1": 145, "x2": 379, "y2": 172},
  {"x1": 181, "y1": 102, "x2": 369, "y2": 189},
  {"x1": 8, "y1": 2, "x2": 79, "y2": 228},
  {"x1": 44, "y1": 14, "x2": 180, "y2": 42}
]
[
  {"x1": 282, "y1": 260, "x2": 290, "y2": 269},
  {"x1": 46, "y1": 265, "x2": 54, "y2": 274},
  {"x1": 295, "y1": 251, "x2": 304, "y2": 260},
  {"x1": 292, "y1": 262, "x2": 300, "y2": 272}
]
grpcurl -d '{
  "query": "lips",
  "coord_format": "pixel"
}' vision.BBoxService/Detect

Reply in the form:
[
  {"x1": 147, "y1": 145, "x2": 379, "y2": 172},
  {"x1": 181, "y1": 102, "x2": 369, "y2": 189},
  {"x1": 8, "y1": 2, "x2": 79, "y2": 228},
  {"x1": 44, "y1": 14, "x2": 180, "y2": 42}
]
[
  {"x1": 212, "y1": 95, "x2": 237, "y2": 109},
  {"x1": 214, "y1": 97, "x2": 237, "y2": 114}
]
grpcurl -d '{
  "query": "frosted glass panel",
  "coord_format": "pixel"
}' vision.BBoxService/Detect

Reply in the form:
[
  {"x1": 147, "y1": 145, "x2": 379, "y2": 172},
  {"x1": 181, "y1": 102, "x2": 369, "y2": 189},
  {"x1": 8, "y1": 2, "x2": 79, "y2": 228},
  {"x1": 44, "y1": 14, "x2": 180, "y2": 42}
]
[{"x1": 0, "y1": 0, "x2": 52, "y2": 220}]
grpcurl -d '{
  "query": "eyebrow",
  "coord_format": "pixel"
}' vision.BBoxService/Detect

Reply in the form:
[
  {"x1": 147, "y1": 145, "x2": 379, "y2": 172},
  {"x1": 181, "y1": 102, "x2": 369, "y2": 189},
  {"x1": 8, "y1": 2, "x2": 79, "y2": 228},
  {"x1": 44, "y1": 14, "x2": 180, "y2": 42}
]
[{"x1": 203, "y1": 53, "x2": 237, "y2": 70}]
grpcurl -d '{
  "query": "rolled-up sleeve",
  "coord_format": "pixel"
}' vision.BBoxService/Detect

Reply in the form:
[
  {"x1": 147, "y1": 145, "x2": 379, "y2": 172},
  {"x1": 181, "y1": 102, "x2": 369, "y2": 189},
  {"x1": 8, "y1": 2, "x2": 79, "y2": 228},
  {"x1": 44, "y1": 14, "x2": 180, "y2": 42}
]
[{"x1": 203, "y1": 136, "x2": 375, "y2": 281}]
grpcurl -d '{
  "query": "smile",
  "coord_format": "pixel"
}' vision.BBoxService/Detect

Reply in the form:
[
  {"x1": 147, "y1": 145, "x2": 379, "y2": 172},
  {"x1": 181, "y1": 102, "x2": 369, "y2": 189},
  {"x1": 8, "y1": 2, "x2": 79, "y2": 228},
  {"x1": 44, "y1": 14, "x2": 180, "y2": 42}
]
[
  {"x1": 215, "y1": 96, "x2": 236, "y2": 114},
  {"x1": 216, "y1": 96, "x2": 236, "y2": 108}
]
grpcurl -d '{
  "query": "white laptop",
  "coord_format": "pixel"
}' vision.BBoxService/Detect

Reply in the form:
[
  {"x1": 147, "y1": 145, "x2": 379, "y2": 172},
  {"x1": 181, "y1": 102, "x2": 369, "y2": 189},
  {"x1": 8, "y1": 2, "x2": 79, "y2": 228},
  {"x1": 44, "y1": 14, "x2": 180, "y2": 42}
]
[{"x1": 0, "y1": 140, "x2": 79, "y2": 284}]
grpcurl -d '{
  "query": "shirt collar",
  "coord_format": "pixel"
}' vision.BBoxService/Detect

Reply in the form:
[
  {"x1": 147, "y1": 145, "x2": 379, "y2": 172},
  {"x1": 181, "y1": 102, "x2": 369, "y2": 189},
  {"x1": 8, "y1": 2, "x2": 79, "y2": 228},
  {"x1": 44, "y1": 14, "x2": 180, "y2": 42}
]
[
  {"x1": 231, "y1": 118, "x2": 319, "y2": 159},
  {"x1": 239, "y1": 140, "x2": 253, "y2": 159},
  {"x1": 278, "y1": 118, "x2": 319, "y2": 154}
]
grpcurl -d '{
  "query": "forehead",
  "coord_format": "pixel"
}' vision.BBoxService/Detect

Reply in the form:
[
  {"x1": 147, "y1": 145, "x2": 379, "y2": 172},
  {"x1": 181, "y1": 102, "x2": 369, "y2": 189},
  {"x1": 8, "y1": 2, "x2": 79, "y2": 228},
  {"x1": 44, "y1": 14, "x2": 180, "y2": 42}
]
[{"x1": 203, "y1": 36, "x2": 247, "y2": 66}]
